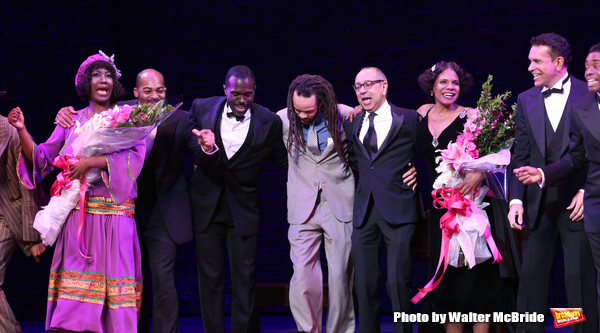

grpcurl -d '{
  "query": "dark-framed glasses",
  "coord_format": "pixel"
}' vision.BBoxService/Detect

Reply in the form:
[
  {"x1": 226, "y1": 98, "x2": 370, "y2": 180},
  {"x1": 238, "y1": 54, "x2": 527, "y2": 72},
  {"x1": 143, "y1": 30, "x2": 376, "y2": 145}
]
[{"x1": 353, "y1": 80, "x2": 385, "y2": 91}]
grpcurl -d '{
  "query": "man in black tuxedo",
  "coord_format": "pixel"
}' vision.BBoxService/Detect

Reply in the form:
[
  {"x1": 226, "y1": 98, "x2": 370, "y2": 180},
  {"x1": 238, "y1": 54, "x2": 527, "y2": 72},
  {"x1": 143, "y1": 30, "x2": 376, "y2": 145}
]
[
  {"x1": 133, "y1": 69, "x2": 218, "y2": 333},
  {"x1": 508, "y1": 33, "x2": 597, "y2": 333},
  {"x1": 189, "y1": 65, "x2": 287, "y2": 333},
  {"x1": 55, "y1": 69, "x2": 218, "y2": 333},
  {"x1": 344, "y1": 67, "x2": 421, "y2": 333},
  {"x1": 515, "y1": 42, "x2": 600, "y2": 332}
]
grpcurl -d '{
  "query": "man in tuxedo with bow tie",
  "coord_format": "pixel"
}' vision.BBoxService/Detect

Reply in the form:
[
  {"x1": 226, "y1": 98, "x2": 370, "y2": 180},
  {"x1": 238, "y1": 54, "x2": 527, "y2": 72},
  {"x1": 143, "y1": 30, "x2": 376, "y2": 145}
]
[
  {"x1": 344, "y1": 67, "x2": 421, "y2": 333},
  {"x1": 515, "y1": 42, "x2": 600, "y2": 332},
  {"x1": 508, "y1": 33, "x2": 597, "y2": 333},
  {"x1": 189, "y1": 65, "x2": 288, "y2": 333}
]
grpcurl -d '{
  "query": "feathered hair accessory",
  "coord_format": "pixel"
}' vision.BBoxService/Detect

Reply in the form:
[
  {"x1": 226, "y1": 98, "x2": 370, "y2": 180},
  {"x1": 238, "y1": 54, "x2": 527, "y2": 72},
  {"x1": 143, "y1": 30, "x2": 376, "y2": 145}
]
[{"x1": 75, "y1": 50, "x2": 122, "y2": 86}]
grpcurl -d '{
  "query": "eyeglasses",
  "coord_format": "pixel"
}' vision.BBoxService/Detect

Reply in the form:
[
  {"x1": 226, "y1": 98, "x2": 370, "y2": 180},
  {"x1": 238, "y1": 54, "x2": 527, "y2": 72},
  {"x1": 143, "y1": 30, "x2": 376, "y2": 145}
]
[{"x1": 352, "y1": 80, "x2": 385, "y2": 91}]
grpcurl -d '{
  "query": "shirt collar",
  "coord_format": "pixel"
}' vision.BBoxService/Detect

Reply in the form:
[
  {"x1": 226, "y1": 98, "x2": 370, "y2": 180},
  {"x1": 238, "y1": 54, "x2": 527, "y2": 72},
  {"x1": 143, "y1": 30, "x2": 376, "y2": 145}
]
[
  {"x1": 365, "y1": 100, "x2": 391, "y2": 119},
  {"x1": 223, "y1": 102, "x2": 250, "y2": 122},
  {"x1": 545, "y1": 72, "x2": 570, "y2": 91},
  {"x1": 302, "y1": 111, "x2": 324, "y2": 128}
]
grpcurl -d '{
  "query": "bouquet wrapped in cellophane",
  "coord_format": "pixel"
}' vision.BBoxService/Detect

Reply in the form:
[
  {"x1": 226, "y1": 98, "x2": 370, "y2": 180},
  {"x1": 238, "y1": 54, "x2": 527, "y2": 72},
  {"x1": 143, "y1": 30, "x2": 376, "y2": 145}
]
[
  {"x1": 34, "y1": 100, "x2": 180, "y2": 247},
  {"x1": 412, "y1": 75, "x2": 516, "y2": 304}
]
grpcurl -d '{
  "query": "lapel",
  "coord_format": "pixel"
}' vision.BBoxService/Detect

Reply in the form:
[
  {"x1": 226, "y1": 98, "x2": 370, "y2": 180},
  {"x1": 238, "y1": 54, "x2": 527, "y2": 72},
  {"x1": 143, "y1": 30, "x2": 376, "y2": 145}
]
[
  {"x1": 576, "y1": 94, "x2": 600, "y2": 143},
  {"x1": 249, "y1": 106, "x2": 268, "y2": 151},
  {"x1": 153, "y1": 119, "x2": 178, "y2": 180},
  {"x1": 202, "y1": 99, "x2": 223, "y2": 136},
  {"x1": 318, "y1": 137, "x2": 335, "y2": 160},
  {"x1": 562, "y1": 79, "x2": 586, "y2": 152},
  {"x1": 352, "y1": 111, "x2": 370, "y2": 160},
  {"x1": 0, "y1": 118, "x2": 9, "y2": 158},
  {"x1": 305, "y1": 118, "x2": 340, "y2": 162},
  {"x1": 374, "y1": 105, "x2": 404, "y2": 160},
  {"x1": 527, "y1": 88, "x2": 547, "y2": 158}
]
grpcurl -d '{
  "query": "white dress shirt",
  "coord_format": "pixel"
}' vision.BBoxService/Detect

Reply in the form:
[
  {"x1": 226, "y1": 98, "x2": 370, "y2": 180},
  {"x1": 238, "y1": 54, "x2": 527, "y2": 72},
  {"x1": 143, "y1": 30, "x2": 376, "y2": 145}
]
[
  {"x1": 542, "y1": 72, "x2": 571, "y2": 131},
  {"x1": 359, "y1": 100, "x2": 392, "y2": 149},
  {"x1": 220, "y1": 103, "x2": 251, "y2": 159}
]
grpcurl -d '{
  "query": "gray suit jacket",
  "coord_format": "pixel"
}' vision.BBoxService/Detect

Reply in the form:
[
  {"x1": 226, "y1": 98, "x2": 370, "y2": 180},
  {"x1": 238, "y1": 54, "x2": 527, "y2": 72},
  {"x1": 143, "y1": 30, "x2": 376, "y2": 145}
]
[
  {"x1": 0, "y1": 115, "x2": 41, "y2": 255},
  {"x1": 278, "y1": 109, "x2": 354, "y2": 224}
]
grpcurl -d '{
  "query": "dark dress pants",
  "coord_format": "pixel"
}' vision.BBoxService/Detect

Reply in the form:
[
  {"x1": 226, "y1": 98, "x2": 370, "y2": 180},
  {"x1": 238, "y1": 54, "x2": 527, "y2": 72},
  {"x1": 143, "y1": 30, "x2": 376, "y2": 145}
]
[
  {"x1": 352, "y1": 199, "x2": 416, "y2": 333},
  {"x1": 137, "y1": 203, "x2": 180, "y2": 333},
  {"x1": 517, "y1": 199, "x2": 597, "y2": 333},
  {"x1": 194, "y1": 219, "x2": 260, "y2": 333}
]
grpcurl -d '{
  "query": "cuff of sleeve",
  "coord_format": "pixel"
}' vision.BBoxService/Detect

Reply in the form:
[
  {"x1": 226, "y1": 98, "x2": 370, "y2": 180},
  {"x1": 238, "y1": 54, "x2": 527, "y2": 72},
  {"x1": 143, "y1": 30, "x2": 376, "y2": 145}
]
[
  {"x1": 509, "y1": 199, "x2": 523, "y2": 207},
  {"x1": 202, "y1": 145, "x2": 219, "y2": 155},
  {"x1": 537, "y1": 168, "x2": 545, "y2": 188}
]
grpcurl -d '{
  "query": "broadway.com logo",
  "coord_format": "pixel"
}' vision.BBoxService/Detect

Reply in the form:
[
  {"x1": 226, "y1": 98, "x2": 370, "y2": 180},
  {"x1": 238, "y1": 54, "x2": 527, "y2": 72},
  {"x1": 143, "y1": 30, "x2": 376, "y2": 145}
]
[{"x1": 551, "y1": 308, "x2": 586, "y2": 328}]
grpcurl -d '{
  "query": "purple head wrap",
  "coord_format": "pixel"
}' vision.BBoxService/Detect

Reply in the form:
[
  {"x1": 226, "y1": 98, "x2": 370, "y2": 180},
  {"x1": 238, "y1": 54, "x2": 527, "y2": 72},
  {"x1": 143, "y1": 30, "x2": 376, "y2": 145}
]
[{"x1": 75, "y1": 50, "x2": 122, "y2": 86}]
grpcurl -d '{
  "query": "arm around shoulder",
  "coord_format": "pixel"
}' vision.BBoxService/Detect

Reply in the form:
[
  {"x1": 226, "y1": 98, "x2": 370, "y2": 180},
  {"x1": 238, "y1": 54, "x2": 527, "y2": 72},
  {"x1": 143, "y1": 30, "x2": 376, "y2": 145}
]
[{"x1": 415, "y1": 104, "x2": 433, "y2": 117}]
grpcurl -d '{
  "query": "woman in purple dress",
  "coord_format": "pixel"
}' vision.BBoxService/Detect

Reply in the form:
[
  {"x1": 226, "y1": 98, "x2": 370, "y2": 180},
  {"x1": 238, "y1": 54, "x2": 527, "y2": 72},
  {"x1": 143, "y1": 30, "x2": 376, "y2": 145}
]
[{"x1": 8, "y1": 52, "x2": 144, "y2": 332}]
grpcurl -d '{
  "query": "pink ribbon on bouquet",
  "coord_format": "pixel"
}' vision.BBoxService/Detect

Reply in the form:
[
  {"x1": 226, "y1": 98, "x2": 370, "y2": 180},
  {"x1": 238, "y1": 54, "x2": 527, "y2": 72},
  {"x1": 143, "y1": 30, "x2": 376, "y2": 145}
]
[
  {"x1": 434, "y1": 188, "x2": 471, "y2": 236},
  {"x1": 411, "y1": 187, "x2": 503, "y2": 304},
  {"x1": 49, "y1": 155, "x2": 79, "y2": 196},
  {"x1": 411, "y1": 188, "x2": 469, "y2": 304},
  {"x1": 49, "y1": 155, "x2": 91, "y2": 260}
]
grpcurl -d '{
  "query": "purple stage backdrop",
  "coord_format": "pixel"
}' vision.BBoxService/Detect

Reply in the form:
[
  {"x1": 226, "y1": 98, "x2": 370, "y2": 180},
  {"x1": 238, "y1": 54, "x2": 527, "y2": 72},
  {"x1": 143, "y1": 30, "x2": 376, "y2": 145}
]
[{"x1": 0, "y1": 0, "x2": 591, "y2": 320}]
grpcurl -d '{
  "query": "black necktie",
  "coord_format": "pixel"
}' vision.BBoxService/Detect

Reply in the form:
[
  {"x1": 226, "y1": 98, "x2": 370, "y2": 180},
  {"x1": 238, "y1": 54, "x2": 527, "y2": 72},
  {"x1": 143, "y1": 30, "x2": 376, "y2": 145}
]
[
  {"x1": 363, "y1": 113, "x2": 378, "y2": 157},
  {"x1": 542, "y1": 75, "x2": 570, "y2": 98},
  {"x1": 227, "y1": 112, "x2": 244, "y2": 122},
  {"x1": 596, "y1": 93, "x2": 600, "y2": 103}
]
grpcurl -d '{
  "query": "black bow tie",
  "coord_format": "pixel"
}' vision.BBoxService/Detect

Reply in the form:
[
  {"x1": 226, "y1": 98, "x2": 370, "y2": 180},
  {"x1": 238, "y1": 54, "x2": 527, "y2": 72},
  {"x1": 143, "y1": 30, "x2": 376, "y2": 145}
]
[
  {"x1": 542, "y1": 75, "x2": 570, "y2": 98},
  {"x1": 227, "y1": 112, "x2": 245, "y2": 122},
  {"x1": 542, "y1": 87, "x2": 564, "y2": 98}
]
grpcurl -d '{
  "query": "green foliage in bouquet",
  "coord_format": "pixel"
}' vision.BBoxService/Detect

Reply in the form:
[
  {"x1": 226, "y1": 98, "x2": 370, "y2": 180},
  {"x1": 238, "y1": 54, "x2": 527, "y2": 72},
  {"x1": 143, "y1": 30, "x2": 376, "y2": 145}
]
[
  {"x1": 474, "y1": 75, "x2": 516, "y2": 157},
  {"x1": 118, "y1": 100, "x2": 174, "y2": 128}
]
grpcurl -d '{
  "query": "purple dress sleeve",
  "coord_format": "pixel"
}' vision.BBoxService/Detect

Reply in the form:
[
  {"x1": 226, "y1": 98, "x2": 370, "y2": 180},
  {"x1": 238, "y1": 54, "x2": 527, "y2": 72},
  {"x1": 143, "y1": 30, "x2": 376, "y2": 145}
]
[
  {"x1": 100, "y1": 139, "x2": 146, "y2": 204},
  {"x1": 18, "y1": 124, "x2": 71, "y2": 189}
]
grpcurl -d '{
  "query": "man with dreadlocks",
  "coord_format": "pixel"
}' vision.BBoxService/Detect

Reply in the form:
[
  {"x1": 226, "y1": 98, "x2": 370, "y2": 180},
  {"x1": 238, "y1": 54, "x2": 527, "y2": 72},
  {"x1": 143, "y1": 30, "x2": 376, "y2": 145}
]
[{"x1": 276, "y1": 74, "x2": 356, "y2": 333}]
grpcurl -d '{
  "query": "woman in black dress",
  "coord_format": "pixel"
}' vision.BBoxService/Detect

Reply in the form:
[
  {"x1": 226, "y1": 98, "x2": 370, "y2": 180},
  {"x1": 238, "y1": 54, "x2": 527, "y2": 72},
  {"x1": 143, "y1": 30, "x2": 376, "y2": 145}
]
[{"x1": 415, "y1": 61, "x2": 519, "y2": 333}]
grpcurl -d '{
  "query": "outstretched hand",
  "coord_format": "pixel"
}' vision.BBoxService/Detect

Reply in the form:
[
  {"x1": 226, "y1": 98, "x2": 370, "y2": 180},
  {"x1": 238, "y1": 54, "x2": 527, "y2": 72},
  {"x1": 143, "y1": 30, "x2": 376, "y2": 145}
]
[
  {"x1": 513, "y1": 166, "x2": 542, "y2": 185},
  {"x1": 193, "y1": 129, "x2": 216, "y2": 152}
]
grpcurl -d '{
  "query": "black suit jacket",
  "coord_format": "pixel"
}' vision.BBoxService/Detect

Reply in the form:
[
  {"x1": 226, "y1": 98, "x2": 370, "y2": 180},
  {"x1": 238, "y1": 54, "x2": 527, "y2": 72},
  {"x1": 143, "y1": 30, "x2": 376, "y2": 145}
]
[
  {"x1": 189, "y1": 96, "x2": 287, "y2": 237},
  {"x1": 543, "y1": 92, "x2": 600, "y2": 233},
  {"x1": 136, "y1": 109, "x2": 218, "y2": 244},
  {"x1": 344, "y1": 103, "x2": 422, "y2": 227},
  {"x1": 509, "y1": 77, "x2": 588, "y2": 230}
]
